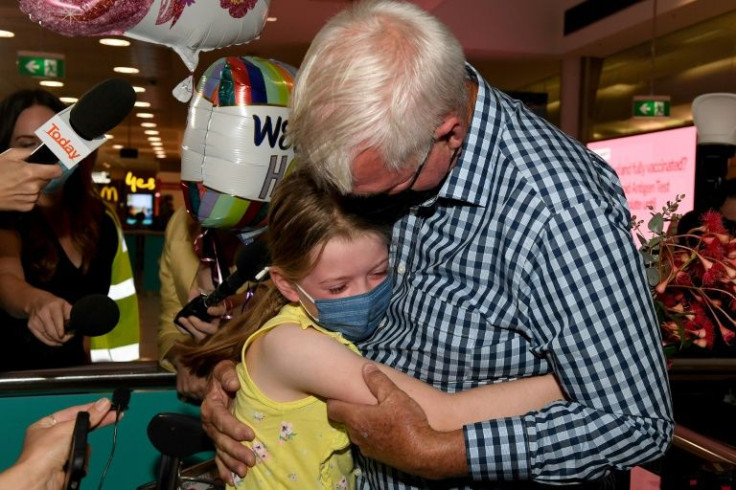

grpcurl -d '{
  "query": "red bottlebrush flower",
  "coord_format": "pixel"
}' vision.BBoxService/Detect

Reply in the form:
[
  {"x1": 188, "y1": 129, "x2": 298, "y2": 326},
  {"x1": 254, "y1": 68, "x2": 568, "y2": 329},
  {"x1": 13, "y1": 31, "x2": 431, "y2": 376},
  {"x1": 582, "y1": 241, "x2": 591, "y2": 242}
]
[
  {"x1": 699, "y1": 317, "x2": 716, "y2": 349},
  {"x1": 703, "y1": 237, "x2": 725, "y2": 260},
  {"x1": 720, "y1": 325, "x2": 735, "y2": 345},
  {"x1": 633, "y1": 195, "x2": 736, "y2": 357},
  {"x1": 702, "y1": 262, "x2": 726, "y2": 285},
  {"x1": 701, "y1": 210, "x2": 727, "y2": 234},
  {"x1": 673, "y1": 271, "x2": 692, "y2": 286}
]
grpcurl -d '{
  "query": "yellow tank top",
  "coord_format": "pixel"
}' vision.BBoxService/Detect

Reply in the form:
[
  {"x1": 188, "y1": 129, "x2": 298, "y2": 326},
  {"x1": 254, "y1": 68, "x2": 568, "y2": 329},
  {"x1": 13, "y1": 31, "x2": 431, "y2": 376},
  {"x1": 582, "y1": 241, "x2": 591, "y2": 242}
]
[{"x1": 230, "y1": 304, "x2": 360, "y2": 489}]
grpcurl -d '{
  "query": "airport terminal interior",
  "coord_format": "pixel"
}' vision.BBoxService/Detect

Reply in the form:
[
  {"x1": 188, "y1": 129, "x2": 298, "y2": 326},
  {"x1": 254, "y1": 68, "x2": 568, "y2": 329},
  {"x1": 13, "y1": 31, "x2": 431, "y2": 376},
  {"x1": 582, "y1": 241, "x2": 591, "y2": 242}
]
[{"x1": 1, "y1": 0, "x2": 736, "y2": 488}]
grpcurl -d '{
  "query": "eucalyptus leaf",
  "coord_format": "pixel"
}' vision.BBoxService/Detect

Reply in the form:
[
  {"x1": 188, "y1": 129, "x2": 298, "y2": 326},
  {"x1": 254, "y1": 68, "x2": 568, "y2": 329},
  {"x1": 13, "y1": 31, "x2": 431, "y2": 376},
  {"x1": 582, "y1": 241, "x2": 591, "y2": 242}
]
[
  {"x1": 646, "y1": 267, "x2": 660, "y2": 287},
  {"x1": 648, "y1": 214, "x2": 664, "y2": 234}
]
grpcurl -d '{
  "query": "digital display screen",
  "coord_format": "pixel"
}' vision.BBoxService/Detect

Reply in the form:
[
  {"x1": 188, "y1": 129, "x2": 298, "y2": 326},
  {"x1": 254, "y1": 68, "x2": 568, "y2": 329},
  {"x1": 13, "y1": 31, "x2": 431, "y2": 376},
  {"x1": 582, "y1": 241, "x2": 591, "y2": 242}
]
[
  {"x1": 126, "y1": 193, "x2": 154, "y2": 226},
  {"x1": 587, "y1": 126, "x2": 697, "y2": 239}
]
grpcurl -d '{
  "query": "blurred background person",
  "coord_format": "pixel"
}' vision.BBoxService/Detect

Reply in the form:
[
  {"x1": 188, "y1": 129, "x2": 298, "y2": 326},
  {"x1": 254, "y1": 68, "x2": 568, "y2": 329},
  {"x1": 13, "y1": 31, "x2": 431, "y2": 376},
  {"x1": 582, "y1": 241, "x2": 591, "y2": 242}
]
[
  {"x1": 158, "y1": 205, "x2": 242, "y2": 400},
  {"x1": 677, "y1": 178, "x2": 736, "y2": 235},
  {"x1": 0, "y1": 88, "x2": 139, "y2": 371},
  {"x1": 157, "y1": 55, "x2": 296, "y2": 399}
]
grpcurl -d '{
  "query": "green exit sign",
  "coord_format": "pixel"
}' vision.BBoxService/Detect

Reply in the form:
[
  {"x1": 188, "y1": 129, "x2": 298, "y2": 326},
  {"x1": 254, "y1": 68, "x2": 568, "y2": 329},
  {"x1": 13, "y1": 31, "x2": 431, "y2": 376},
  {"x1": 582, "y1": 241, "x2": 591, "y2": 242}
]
[
  {"x1": 633, "y1": 95, "x2": 670, "y2": 118},
  {"x1": 17, "y1": 51, "x2": 65, "y2": 78}
]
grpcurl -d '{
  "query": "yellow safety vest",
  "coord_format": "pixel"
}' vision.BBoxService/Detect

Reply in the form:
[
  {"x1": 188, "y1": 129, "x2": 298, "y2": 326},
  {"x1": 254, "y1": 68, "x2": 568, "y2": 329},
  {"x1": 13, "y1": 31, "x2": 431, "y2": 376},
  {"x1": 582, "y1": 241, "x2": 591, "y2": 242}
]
[{"x1": 90, "y1": 207, "x2": 141, "y2": 362}]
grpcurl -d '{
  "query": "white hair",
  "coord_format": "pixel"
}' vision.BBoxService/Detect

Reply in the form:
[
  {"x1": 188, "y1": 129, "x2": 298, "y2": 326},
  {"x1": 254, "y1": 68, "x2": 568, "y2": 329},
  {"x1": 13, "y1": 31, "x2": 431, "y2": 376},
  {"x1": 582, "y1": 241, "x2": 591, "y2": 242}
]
[{"x1": 288, "y1": 0, "x2": 467, "y2": 193}]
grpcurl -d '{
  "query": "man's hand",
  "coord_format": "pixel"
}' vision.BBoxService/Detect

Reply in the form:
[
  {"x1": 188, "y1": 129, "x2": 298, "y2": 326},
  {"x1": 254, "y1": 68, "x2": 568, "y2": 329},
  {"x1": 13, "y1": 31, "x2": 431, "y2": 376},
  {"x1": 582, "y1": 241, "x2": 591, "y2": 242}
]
[
  {"x1": 326, "y1": 363, "x2": 468, "y2": 480},
  {"x1": 200, "y1": 360, "x2": 257, "y2": 484},
  {"x1": 0, "y1": 148, "x2": 62, "y2": 212}
]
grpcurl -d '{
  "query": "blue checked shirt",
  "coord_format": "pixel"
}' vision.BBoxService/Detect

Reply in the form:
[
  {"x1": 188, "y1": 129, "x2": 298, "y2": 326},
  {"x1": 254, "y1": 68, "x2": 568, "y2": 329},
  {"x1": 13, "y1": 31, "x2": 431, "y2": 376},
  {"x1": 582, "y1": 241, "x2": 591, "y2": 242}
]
[{"x1": 355, "y1": 64, "x2": 674, "y2": 489}]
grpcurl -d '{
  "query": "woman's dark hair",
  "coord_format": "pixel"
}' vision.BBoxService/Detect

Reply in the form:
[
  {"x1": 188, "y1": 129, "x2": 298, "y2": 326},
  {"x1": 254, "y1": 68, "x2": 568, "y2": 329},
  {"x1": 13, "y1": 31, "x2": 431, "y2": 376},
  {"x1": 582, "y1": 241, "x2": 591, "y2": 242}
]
[
  {"x1": 0, "y1": 89, "x2": 105, "y2": 279},
  {"x1": 0, "y1": 89, "x2": 66, "y2": 152}
]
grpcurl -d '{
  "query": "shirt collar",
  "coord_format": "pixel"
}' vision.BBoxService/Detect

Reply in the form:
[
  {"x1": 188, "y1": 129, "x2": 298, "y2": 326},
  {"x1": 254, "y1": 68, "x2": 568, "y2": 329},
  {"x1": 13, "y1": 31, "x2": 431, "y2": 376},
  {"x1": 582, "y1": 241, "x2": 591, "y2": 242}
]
[{"x1": 429, "y1": 63, "x2": 496, "y2": 208}]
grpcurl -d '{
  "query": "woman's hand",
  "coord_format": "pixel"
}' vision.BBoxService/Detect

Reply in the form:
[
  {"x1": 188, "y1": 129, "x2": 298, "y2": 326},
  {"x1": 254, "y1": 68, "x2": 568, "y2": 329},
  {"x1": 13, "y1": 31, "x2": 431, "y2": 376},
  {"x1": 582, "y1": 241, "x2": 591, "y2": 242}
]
[
  {"x1": 3, "y1": 398, "x2": 116, "y2": 490},
  {"x1": 0, "y1": 148, "x2": 62, "y2": 212},
  {"x1": 27, "y1": 292, "x2": 73, "y2": 346}
]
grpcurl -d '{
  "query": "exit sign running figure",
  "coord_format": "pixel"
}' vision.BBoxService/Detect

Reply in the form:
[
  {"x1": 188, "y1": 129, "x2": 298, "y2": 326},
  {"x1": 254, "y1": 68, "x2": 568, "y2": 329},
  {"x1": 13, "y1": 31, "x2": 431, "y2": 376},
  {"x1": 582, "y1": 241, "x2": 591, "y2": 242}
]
[{"x1": 633, "y1": 95, "x2": 670, "y2": 118}]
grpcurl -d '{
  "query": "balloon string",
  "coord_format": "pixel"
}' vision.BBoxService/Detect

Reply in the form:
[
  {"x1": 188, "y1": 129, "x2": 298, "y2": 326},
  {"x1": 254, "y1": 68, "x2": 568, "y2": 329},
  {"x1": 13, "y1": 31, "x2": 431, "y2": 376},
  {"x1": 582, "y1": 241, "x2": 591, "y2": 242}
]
[{"x1": 193, "y1": 229, "x2": 224, "y2": 288}]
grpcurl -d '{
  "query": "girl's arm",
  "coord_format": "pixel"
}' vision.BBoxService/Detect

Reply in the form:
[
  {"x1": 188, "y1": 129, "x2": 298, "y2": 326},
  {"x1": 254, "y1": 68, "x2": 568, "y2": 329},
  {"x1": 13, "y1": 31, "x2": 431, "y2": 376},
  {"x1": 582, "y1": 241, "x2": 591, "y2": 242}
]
[{"x1": 248, "y1": 324, "x2": 564, "y2": 431}]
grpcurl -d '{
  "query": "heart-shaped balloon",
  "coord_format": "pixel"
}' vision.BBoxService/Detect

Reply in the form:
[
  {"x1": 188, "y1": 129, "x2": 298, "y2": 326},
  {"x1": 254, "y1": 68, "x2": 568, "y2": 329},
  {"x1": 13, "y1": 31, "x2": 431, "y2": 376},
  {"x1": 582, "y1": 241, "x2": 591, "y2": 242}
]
[{"x1": 19, "y1": 0, "x2": 270, "y2": 100}]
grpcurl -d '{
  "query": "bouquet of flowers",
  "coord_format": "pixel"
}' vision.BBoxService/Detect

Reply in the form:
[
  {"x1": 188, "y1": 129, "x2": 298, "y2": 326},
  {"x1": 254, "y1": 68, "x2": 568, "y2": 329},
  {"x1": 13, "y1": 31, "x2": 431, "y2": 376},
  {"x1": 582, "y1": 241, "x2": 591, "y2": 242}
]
[{"x1": 633, "y1": 195, "x2": 736, "y2": 358}]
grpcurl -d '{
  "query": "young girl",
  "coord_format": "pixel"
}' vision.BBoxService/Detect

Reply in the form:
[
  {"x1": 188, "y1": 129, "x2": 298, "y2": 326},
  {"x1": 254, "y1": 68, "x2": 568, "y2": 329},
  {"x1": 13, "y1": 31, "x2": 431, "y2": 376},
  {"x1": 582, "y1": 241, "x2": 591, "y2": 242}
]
[{"x1": 179, "y1": 169, "x2": 563, "y2": 489}]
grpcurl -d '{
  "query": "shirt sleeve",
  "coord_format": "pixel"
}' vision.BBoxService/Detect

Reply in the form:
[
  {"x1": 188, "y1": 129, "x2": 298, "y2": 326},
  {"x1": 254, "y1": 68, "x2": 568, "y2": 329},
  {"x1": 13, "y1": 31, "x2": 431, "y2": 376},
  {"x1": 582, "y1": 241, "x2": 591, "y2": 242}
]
[{"x1": 464, "y1": 197, "x2": 674, "y2": 483}]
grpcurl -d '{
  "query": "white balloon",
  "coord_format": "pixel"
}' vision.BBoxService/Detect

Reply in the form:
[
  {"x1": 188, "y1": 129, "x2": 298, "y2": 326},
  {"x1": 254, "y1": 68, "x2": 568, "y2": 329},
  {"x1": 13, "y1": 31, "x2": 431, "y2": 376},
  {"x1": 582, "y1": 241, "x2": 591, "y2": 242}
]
[{"x1": 181, "y1": 56, "x2": 296, "y2": 203}]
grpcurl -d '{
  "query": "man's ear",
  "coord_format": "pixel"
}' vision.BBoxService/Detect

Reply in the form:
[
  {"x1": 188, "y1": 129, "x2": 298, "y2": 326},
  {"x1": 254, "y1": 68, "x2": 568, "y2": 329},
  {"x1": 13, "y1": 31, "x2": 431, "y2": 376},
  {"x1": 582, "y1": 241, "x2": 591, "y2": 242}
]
[
  {"x1": 270, "y1": 267, "x2": 300, "y2": 302},
  {"x1": 434, "y1": 113, "x2": 467, "y2": 152}
]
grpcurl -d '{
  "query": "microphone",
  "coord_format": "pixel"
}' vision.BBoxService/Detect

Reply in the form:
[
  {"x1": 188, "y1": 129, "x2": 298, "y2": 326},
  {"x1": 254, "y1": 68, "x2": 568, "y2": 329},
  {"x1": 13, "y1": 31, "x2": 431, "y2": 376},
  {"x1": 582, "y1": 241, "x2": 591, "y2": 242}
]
[
  {"x1": 27, "y1": 78, "x2": 136, "y2": 167},
  {"x1": 174, "y1": 240, "x2": 270, "y2": 329},
  {"x1": 67, "y1": 294, "x2": 120, "y2": 337}
]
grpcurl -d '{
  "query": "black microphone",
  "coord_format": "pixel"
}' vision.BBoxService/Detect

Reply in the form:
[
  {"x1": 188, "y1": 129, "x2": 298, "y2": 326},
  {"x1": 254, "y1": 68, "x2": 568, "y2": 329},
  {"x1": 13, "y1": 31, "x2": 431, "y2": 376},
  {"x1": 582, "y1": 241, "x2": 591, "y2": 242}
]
[
  {"x1": 27, "y1": 78, "x2": 136, "y2": 165},
  {"x1": 174, "y1": 240, "x2": 270, "y2": 329},
  {"x1": 67, "y1": 294, "x2": 120, "y2": 337},
  {"x1": 111, "y1": 387, "x2": 132, "y2": 412}
]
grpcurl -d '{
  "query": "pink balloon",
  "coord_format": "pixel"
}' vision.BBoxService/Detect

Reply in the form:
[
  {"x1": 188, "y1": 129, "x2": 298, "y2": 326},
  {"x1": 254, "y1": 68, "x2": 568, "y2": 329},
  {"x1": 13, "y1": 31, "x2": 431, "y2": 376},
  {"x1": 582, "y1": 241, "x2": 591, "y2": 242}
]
[
  {"x1": 20, "y1": 0, "x2": 152, "y2": 36},
  {"x1": 19, "y1": 0, "x2": 269, "y2": 71}
]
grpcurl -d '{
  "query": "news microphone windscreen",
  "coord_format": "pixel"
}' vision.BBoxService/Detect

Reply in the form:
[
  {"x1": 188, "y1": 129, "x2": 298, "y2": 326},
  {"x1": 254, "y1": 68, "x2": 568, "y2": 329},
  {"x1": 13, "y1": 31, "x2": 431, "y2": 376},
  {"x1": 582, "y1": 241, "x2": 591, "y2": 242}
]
[
  {"x1": 69, "y1": 78, "x2": 136, "y2": 140},
  {"x1": 68, "y1": 294, "x2": 120, "y2": 337},
  {"x1": 201, "y1": 240, "x2": 271, "y2": 309}
]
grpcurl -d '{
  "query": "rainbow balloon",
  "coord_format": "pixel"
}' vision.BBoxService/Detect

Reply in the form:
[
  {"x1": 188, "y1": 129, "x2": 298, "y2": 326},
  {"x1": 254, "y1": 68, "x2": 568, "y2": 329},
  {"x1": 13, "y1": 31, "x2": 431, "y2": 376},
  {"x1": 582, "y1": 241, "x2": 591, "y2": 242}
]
[
  {"x1": 182, "y1": 181, "x2": 269, "y2": 231},
  {"x1": 181, "y1": 56, "x2": 297, "y2": 232}
]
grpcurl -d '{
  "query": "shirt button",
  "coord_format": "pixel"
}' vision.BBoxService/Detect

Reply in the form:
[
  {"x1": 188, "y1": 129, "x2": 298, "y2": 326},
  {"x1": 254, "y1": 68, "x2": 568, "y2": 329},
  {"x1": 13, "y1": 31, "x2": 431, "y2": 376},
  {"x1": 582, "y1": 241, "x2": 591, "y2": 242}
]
[{"x1": 397, "y1": 264, "x2": 406, "y2": 275}]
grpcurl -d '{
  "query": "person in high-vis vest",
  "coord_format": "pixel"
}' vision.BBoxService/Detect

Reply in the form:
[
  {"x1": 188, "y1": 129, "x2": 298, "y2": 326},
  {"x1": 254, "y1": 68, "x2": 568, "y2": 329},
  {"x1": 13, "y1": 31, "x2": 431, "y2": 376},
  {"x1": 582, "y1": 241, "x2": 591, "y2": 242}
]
[
  {"x1": 0, "y1": 88, "x2": 140, "y2": 371},
  {"x1": 90, "y1": 207, "x2": 140, "y2": 363}
]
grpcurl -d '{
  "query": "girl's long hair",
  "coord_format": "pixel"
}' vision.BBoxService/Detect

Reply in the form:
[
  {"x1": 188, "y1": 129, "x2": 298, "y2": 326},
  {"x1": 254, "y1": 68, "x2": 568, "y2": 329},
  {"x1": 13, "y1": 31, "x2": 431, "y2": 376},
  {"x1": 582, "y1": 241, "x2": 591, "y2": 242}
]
[{"x1": 177, "y1": 168, "x2": 391, "y2": 377}]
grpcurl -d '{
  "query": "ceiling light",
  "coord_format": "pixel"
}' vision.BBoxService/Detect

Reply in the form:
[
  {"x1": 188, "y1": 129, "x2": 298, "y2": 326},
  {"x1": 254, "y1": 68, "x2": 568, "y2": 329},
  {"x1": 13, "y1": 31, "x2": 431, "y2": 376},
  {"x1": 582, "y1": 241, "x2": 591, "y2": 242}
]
[
  {"x1": 148, "y1": 136, "x2": 162, "y2": 142},
  {"x1": 140, "y1": 122, "x2": 156, "y2": 128},
  {"x1": 114, "y1": 66, "x2": 139, "y2": 74},
  {"x1": 134, "y1": 101, "x2": 151, "y2": 108},
  {"x1": 266, "y1": 16, "x2": 277, "y2": 22},
  {"x1": 144, "y1": 130, "x2": 159, "y2": 135},
  {"x1": 132, "y1": 86, "x2": 146, "y2": 93},
  {"x1": 136, "y1": 112, "x2": 154, "y2": 118},
  {"x1": 105, "y1": 134, "x2": 114, "y2": 139},
  {"x1": 112, "y1": 144, "x2": 123, "y2": 149},
  {"x1": 0, "y1": 30, "x2": 14, "y2": 38},
  {"x1": 156, "y1": 154, "x2": 167, "y2": 159},
  {"x1": 99, "y1": 38, "x2": 130, "y2": 47},
  {"x1": 60, "y1": 97, "x2": 78, "y2": 104},
  {"x1": 39, "y1": 80, "x2": 64, "y2": 88}
]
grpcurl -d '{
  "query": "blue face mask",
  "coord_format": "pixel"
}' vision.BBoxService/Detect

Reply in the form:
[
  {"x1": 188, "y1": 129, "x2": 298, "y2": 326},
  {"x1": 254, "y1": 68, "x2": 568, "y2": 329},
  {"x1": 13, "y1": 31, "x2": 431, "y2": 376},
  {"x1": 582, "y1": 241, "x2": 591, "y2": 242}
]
[
  {"x1": 41, "y1": 163, "x2": 77, "y2": 194},
  {"x1": 297, "y1": 275, "x2": 392, "y2": 342}
]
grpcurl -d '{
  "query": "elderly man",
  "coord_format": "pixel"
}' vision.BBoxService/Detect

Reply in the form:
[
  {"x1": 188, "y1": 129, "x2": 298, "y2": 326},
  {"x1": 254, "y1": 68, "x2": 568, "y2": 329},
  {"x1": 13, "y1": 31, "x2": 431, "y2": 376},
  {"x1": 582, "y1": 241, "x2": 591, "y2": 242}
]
[{"x1": 200, "y1": 1, "x2": 673, "y2": 488}]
